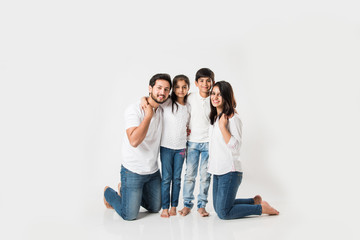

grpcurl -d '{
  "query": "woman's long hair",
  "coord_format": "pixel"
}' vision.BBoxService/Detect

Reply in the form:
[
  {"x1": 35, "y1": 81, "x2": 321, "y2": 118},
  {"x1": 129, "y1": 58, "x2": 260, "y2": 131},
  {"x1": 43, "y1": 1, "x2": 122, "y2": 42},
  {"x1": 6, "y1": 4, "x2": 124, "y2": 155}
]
[
  {"x1": 209, "y1": 81, "x2": 237, "y2": 125},
  {"x1": 171, "y1": 75, "x2": 190, "y2": 113}
]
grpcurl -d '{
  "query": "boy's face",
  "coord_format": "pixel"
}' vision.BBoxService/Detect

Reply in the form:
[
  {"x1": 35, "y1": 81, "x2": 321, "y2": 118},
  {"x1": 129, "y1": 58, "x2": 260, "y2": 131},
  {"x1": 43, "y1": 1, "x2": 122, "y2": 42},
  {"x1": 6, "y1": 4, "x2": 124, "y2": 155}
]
[{"x1": 195, "y1": 77, "x2": 213, "y2": 95}]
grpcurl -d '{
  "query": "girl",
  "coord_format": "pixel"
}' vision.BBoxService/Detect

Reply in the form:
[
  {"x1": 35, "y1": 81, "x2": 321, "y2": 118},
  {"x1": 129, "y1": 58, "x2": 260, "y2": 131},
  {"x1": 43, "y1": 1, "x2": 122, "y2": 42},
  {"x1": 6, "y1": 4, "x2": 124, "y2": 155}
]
[
  {"x1": 208, "y1": 81, "x2": 279, "y2": 219},
  {"x1": 142, "y1": 75, "x2": 191, "y2": 218}
]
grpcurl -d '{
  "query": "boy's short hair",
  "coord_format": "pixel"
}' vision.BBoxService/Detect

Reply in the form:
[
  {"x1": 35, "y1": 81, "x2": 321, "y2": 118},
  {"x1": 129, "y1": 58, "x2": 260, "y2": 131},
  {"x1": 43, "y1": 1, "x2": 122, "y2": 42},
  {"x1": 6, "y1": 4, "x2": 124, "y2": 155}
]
[
  {"x1": 149, "y1": 73, "x2": 172, "y2": 89},
  {"x1": 195, "y1": 68, "x2": 215, "y2": 82}
]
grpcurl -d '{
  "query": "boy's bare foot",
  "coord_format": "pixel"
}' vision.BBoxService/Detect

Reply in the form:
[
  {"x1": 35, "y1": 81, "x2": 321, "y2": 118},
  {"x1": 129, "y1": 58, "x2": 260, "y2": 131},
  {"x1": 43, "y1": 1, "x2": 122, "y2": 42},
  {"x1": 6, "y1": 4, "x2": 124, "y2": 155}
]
[
  {"x1": 254, "y1": 195, "x2": 262, "y2": 205},
  {"x1": 178, "y1": 207, "x2": 191, "y2": 216},
  {"x1": 117, "y1": 183, "x2": 121, "y2": 197},
  {"x1": 103, "y1": 186, "x2": 113, "y2": 209},
  {"x1": 197, "y1": 208, "x2": 209, "y2": 217},
  {"x1": 261, "y1": 201, "x2": 279, "y2": 215},
  {"x1": 169, "y1": 207, "x2": 177, "y2": 216},
  {"x1": 160, "y1": 209, "x2": 170, "y2": 218}
]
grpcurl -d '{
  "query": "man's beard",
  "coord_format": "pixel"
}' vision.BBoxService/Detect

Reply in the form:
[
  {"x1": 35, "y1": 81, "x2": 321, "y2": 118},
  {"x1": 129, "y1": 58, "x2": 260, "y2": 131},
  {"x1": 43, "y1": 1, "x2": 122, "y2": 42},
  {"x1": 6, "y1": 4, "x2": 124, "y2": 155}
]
[{"x1": 150, "y1": 92, "x2": 167, "y2": 104}]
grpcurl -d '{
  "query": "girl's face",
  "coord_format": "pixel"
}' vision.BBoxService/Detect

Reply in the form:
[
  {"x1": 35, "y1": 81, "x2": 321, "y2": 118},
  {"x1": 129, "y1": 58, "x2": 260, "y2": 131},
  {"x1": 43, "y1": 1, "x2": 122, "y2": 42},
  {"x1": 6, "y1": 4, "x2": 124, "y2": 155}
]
[
  {"x1": 174, "y1": 80, "x2": 189, "y2": 98},
  {"x1": 211, "y1": 86, "x2": 223, "y2": 108}
]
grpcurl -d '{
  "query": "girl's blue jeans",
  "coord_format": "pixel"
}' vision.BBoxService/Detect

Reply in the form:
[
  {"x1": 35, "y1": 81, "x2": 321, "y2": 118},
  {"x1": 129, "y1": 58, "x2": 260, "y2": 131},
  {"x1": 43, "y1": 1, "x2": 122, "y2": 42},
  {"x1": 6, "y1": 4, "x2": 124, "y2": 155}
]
[{"x1": 160, "y1": 146, "x2": 186, "y2": 209}]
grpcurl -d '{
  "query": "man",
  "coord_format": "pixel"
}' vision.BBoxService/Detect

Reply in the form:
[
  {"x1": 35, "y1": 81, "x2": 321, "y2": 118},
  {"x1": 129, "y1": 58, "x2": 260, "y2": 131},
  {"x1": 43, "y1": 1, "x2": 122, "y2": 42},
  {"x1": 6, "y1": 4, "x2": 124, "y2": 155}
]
[{"x1": 104, "y1": 73, "x2": 172, "y2": 220}]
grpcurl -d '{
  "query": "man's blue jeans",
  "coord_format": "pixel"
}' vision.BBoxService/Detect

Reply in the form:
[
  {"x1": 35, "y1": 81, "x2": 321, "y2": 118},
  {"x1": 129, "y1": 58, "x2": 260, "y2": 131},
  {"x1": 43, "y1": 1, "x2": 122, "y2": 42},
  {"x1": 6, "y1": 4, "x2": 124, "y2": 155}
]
[
  {"x1": 160, "y1": 146, "x2": 186, "y2": 209},
  {"x1": 213, "y1": 171, "x2": 262, "y2": 219},
  {"x1": 182, "y1": 141, "x2": 211, "y2": 209},
  {"x1": 104, "y1": 165, "x2": 161, "y2": 220}
]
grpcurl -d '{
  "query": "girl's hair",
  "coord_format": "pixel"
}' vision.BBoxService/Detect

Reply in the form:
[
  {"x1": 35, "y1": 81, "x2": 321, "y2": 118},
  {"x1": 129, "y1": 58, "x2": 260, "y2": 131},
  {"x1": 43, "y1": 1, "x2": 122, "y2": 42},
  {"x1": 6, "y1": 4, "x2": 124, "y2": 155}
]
[
  {"x1": 209, "y1": 81, "x2": 237, "y2": 125},
  {"x1": 171, "y1": 75, "x2": 190, "y2": 113}
]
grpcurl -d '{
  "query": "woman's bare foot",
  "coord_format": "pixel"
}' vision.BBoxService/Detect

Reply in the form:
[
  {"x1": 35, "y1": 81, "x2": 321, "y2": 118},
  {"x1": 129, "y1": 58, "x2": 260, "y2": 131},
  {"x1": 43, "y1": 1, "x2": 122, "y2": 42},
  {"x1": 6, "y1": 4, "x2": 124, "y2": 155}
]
[
  {"x1": 254, "y1": 195, "x2": 262, "y2": 205},
  {"x1": 261, "y1": 201, "x2": 279, "y2": 215},
  {"x1": 169, "y1": 207, "x2": 177, "y2": 216},
  {"x1": 178, "y1": 207, "x2": 191, "y2": 216},
  {"x1": 103, "y1": 186, "x2": 113, "y2": 209},
  {"x1": 117, "y1": 183, "x2": 121, "y2": 197},
  {"x1": 197, "y1": 208, "x2": 209, "y2": 217},
  {"x1": 160, "y1": 209, "x2": 170, "y2": 218}
]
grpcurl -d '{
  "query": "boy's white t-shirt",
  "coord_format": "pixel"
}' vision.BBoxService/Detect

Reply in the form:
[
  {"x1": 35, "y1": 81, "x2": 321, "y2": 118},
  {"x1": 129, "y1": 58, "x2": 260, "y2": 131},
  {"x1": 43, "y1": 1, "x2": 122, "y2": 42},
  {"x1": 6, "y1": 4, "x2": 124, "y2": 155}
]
[
  {"x1": 121, "y1": 101, "x2": 163, "y2": 175},
  {"x1": 160, "y1": 99, "x2": 190, "y2": 149},
  {"x1": 187, "y1": 92, "x2": 211, "y2": 143}
]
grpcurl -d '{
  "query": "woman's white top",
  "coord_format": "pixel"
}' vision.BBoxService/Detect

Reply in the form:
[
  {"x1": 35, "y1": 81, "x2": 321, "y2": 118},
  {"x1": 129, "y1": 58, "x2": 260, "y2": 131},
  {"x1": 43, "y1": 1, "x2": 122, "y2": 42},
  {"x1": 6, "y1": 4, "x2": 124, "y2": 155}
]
[
  {"x1": 160, "y1": 98, "x2": 191, "y2": 150},
  {"x1": 208, "y1": 113, "x2": 243, "y2": 175}
]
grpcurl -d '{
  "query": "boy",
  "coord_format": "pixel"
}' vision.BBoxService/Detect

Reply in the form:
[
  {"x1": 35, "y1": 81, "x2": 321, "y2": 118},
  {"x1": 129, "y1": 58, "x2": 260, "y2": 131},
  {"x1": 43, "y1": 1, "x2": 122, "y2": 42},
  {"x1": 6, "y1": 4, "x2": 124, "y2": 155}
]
[{"x1": 178, "y1": 68, "x2": 215, "y2": 217}]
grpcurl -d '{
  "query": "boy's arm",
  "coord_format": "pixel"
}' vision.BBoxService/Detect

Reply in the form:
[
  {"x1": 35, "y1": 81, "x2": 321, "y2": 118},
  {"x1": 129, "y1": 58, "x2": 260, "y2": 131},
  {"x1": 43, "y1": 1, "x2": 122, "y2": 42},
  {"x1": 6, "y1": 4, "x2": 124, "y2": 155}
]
[{"x1": 126, "y1": 104, "x2": 154, "y2": 147}]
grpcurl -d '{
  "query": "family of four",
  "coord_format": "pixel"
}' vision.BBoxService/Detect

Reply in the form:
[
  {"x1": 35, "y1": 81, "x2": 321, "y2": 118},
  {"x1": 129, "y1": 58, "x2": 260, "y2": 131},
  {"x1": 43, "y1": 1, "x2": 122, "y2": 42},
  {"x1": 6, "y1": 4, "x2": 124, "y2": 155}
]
[{"x1": 104, "y1": 68, "x2": 279, "y2": 220}]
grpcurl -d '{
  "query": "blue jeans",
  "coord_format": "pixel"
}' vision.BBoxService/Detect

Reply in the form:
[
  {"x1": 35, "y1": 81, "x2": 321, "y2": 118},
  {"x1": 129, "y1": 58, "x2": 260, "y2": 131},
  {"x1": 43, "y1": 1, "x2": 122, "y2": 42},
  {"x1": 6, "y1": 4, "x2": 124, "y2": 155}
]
[
  {"x1": 104, "y1": 166, "x2": 161, "y2": 220},
  {"x1": 213, "y1": 172, "x2": 262, "y2": 219},
  {"x1": 160, "y1": 146, "x2": 186, "y2": 209},
  {"x1": 182, "y1": 141, "x2": 211, "y2": 209}
]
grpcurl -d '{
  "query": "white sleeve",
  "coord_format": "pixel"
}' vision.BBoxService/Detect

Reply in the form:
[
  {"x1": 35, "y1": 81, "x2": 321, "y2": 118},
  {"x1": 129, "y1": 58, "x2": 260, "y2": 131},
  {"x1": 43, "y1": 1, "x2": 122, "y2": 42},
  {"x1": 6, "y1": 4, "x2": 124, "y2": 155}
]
[
  {"x1": 124, "y1": 103, "x2": 143, "y2": 129},
  {"x1": 226, "y1": 116, "x2": 242, "y2": 151}
]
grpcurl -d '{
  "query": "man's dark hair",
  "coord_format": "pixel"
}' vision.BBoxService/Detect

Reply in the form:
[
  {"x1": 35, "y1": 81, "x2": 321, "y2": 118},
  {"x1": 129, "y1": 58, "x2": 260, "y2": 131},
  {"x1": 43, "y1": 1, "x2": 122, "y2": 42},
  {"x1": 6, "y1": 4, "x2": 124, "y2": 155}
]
[
  {"x1": 195, "y1": 68, "x2": 215, "y2": 82},
  {"x1": 149, "y1": 73, "x2": 172, "y2": 89}
]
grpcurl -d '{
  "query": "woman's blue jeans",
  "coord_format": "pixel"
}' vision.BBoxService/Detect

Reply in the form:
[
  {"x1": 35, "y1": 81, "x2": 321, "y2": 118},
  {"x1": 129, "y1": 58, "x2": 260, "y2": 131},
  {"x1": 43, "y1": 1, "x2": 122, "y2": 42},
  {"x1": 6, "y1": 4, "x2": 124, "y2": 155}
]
[
  {"x1": 104, "y1": 166, "x2": 161, "y2": 220},
  {"x1": 213, "y1": 172, "x2": 262, "y2": 219},
  {"x1": 160, "y1": 146, "x2": 186, "y2": 209}
]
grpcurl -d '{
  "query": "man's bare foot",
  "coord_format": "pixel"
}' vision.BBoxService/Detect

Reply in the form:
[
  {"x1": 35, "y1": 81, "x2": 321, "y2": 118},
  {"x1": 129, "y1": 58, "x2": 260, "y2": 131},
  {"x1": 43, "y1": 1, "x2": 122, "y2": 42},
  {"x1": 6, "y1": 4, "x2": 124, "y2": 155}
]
[
  {"x1": 160, "y1": 209, "x2": 170, "y2": 218},
  {"x1": 103, "y1": 186, "x2": 113, "y2": 209},
  {"x1": 197, "y1": 208, "x2": 209, "y2": 217},
  {"x1": 254, "y1": 195, "x2": 262, "y2": 205},
  {"x1": 178, "y1": 207, "x2": 191, "y2": 216},
  {"x1": 169, "y1": 207, "x2": 177, "y2": 216},
  {"x1": 261, "y1": 201, "x2": 279, "y2": 215},
  {"x1": 117, "y1": 183, "x2": 121, "y2": 197}
]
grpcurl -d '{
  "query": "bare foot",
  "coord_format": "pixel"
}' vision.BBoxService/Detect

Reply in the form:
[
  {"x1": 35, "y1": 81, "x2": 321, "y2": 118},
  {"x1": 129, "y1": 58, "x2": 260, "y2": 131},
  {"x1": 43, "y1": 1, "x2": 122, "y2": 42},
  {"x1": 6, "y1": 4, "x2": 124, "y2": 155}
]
[
  {"x1": 261, "y1": 201, "x2": 279, "y2": 215},
  {"x1": 197, "y1": 208, "x2": 209, "y2": 217},
  {"x1": 178, "y1": 207, "x2": 191, "y2": 216},
  {"x1": 160, "y1": 209, "x2": 170, "y2": 218},
  {"x1": 117, "y1": 182, "x2": 121, "y2": 197},
  {"x1": 103, "y1": 186, "x2": 113, "y2": 209},
  {"x1": 169, "y1": 207, "x2": 177, "y2": 216},
  {"x1": 254, "y1": 195, "x2": 262, "y2": 205}
]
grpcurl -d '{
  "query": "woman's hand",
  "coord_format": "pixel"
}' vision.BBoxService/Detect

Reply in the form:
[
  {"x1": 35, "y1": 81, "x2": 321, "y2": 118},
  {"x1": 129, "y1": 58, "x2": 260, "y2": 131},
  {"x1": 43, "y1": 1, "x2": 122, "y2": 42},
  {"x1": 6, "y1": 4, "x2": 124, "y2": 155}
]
[{"x1": 219, "y1": 113, "x2": 228, "y2": 129}]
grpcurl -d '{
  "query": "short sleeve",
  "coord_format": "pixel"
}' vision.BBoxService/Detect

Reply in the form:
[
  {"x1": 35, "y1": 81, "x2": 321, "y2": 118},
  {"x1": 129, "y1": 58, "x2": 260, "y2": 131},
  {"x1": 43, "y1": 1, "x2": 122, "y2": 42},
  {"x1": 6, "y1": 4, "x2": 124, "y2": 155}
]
[{"x1": 124, "y1": 103, "x2": 143, "y2": 129}]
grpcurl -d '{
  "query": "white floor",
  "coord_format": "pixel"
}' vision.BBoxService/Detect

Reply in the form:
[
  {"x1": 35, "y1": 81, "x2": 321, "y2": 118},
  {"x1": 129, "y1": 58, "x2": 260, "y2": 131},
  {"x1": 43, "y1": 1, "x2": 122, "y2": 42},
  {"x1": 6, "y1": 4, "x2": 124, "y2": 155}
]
[{"x1": 3, "y1": 183, "x2": 357, "y2": 240}]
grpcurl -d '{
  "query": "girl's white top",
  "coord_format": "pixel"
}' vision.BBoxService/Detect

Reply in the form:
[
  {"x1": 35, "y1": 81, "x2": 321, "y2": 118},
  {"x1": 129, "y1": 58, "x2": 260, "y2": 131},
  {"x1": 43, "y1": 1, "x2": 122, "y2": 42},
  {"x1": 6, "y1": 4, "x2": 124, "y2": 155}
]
[
  {"x1": 160, "y1": 99, "x2": 191, "y2": 150},
  {"x1": 208, "y1": 113, "x2": 243, "y2": 175}
]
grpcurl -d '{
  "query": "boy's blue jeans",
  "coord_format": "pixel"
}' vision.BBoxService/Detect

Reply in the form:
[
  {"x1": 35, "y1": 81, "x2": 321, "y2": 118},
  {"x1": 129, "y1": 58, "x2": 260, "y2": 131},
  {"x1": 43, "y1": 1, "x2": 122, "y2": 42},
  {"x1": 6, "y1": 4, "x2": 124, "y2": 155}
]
[
  {"x1": 160, "y1": 146, "x2": 186, "y2": 209},
  {"x1": 213, "y1": 171, "x2": 262, "y2": 219},
  {"x1": 182, "y1": 141, "x2": 211, "y2": 209},
  {"x1": 104, "y1": 165, "x2": 161, "y2": 220}
]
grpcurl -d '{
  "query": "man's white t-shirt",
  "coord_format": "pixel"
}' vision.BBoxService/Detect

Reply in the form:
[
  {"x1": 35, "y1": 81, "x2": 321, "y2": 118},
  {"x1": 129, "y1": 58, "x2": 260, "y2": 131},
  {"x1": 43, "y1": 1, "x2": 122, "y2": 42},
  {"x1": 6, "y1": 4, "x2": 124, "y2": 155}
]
[
  {"x1": 121, "y1": 101, "x2": 163, "y2": 175},
  {"x1": 187, "y1": 92, "x2": 211, "y2": 143}
]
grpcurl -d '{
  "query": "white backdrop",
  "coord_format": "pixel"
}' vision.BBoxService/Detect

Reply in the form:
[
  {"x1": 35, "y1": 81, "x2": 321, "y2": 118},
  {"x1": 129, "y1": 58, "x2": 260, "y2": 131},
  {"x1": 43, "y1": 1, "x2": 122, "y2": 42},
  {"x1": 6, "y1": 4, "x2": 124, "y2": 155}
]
[{"x1": 1, "y1": 0, "x2": 359, "y2": 239}]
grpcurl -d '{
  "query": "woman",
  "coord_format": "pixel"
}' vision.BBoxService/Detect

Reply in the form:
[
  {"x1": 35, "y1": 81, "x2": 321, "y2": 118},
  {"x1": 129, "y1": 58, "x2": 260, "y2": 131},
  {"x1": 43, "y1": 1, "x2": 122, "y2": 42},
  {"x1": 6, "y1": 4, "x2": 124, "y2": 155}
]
[{"x1": 208, "y1": 81, "x2": 279, "y2": 219}]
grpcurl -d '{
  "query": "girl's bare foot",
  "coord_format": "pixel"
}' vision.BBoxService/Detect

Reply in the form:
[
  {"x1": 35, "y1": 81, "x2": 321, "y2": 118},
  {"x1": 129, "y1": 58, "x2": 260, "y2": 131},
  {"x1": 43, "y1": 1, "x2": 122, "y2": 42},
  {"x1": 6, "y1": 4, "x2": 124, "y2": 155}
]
[
  {"x1": 117, "y1": 183, "x2": 121, "y2": 197},
  {"x1": 178, "y1": 207, "x2": 191, "y2": 216},
  {"x1": 169, "y1": 207, "x2": 177, "y2": 216},
  {"x1": 103, "y1": 186, "x2": 113, "y2": 209},
  {"x1": 254, "y1": 195, "x2": 262, "y2": 205},
  {"x1": 261, "y1": 201, "x2": 279, "y2": 215},
  {"x1": 197, "y1": 208, "x2": 209, "y2": 217},
  {"x1": 160, "y1": 209, "x2": 170, "y2": 218}
]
